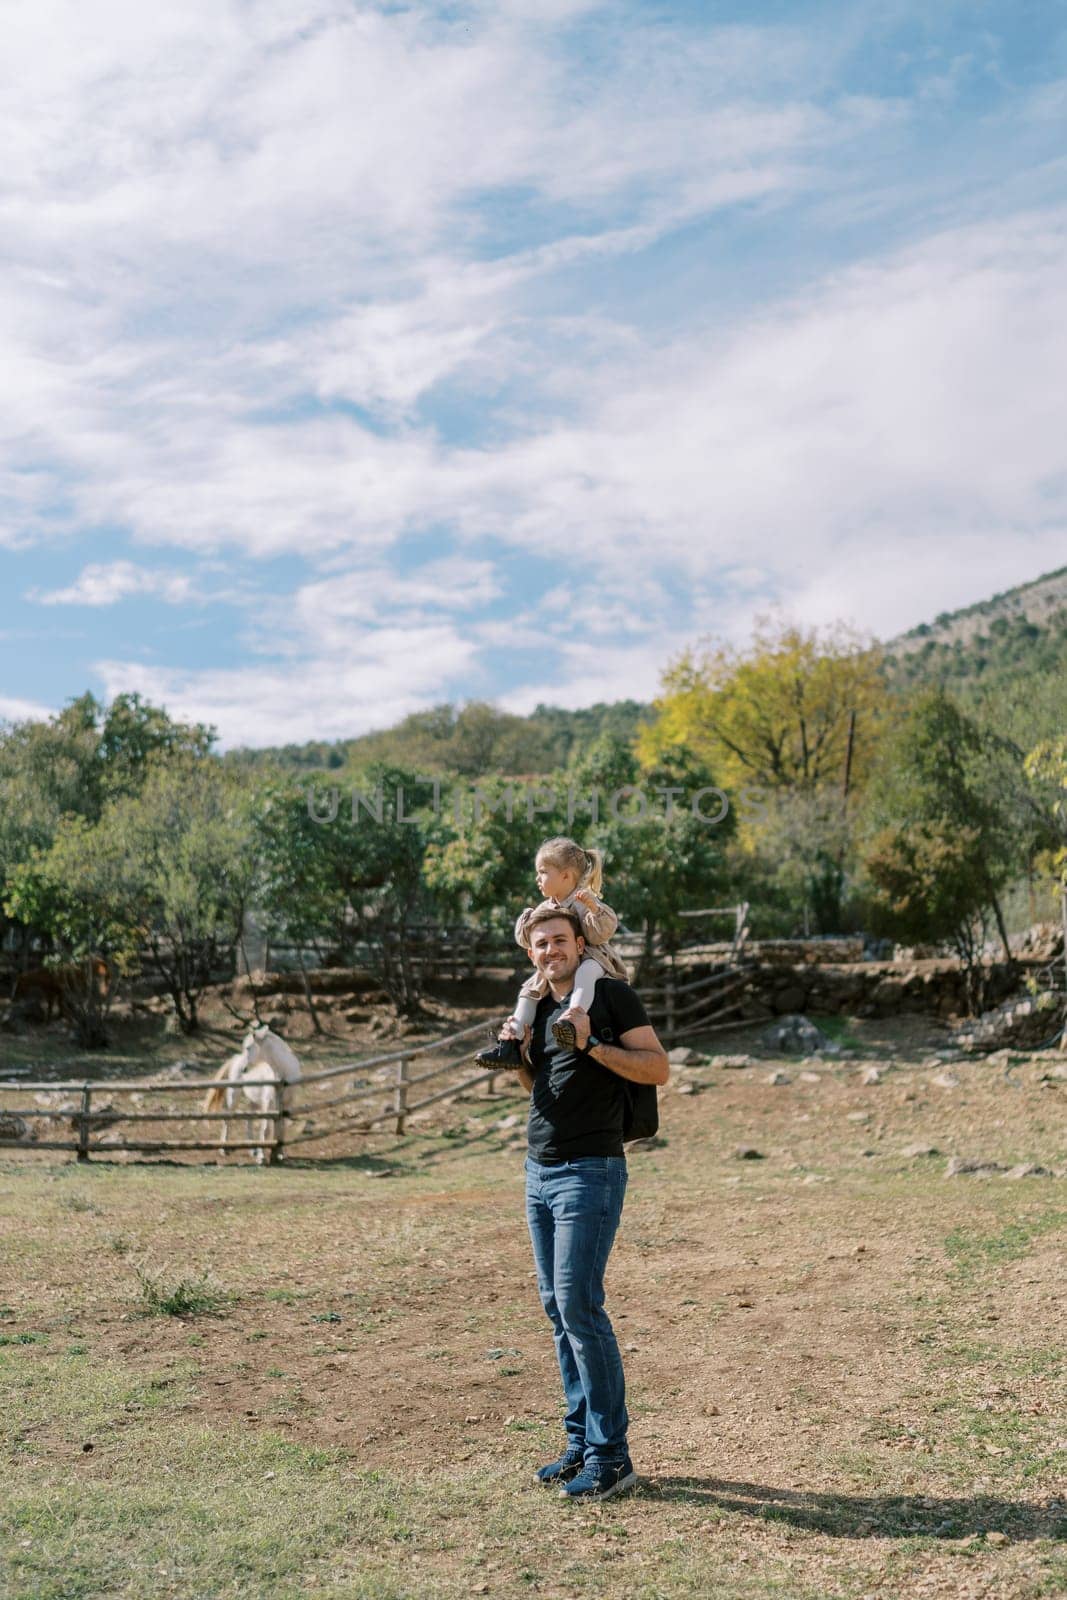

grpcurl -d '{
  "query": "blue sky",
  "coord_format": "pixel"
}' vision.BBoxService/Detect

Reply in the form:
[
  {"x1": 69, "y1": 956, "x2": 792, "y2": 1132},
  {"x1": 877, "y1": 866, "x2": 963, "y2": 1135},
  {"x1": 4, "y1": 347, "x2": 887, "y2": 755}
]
[{"x1": 2, "y1": 0, "x2": 1066, "y2": 746}]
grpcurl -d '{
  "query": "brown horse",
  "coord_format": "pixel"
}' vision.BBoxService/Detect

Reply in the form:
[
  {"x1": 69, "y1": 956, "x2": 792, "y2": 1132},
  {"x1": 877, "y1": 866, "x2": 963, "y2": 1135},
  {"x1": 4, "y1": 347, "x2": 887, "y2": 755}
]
[{"x1": 12, "y1": 957, "x2": 111, "y2": 1020}]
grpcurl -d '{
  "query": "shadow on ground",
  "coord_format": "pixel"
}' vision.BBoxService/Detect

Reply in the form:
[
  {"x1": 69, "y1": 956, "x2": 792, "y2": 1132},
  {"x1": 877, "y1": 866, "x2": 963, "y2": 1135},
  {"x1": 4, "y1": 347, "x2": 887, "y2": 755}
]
[{"x1": 648, "y1": 1476, "x2": 1066, "y2": 1541}]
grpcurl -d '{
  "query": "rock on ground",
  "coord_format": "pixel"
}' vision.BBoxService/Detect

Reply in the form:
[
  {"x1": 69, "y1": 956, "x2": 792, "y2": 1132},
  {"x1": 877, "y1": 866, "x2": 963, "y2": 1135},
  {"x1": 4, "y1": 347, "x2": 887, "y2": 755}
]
[
  {"x1": 759, "y1": 1014, "x2": 839, "y2": 1056},
  {"x1": 945, "y1": 1156, "x2": 1005, "y2": 1177}
]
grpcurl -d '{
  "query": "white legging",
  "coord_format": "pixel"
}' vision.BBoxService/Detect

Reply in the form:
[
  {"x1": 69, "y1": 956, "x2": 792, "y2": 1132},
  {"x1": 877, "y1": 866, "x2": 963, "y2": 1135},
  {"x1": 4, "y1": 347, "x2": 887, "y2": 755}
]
[{"x1": 512, "y1": 957, "x2": 604, "y2": 1028}]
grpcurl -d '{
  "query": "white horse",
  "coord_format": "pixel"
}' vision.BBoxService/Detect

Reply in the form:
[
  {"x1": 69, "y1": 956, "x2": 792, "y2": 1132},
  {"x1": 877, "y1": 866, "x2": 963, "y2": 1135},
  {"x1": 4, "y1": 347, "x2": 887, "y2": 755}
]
[{"x1": 202, "y1": 1027, "x2": 302, "y2": 1164}]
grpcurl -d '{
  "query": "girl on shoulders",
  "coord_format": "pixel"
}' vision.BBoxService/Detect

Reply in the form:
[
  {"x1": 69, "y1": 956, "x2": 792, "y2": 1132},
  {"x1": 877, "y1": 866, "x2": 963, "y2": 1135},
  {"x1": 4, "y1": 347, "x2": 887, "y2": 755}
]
[{"x1": 477, "y1": 836, "x2": 627, "y2": 1068}]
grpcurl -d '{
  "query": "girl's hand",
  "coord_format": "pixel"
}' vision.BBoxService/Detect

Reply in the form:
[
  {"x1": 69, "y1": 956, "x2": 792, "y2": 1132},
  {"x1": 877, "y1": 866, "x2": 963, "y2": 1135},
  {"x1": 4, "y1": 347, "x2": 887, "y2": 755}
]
[{"x1": 574, "y1": 888, "x2": 596, "y2": 906}]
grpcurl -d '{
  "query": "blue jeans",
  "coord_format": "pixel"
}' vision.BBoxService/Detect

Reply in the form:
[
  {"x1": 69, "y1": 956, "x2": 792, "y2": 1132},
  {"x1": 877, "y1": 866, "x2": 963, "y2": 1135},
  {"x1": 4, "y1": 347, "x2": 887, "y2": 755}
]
[{"x1": 524, "y1": 1155, "x2": 629, "y2": 1464}]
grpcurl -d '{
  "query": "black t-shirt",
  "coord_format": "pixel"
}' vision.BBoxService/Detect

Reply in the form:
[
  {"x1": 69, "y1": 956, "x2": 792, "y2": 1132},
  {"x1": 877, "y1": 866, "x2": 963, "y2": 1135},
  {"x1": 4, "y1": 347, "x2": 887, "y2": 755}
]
[{"x1": 526, "y1": 978, "x2": 652, "y2": 1162}]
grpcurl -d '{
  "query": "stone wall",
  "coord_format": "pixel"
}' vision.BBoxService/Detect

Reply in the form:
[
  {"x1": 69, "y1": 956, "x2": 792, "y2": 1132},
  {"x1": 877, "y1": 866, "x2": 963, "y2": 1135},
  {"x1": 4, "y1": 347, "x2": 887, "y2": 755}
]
[
  {"x1": 955, "y1": 990, "x2": 1065, "y2": 1052},
  {"x1": 735, "y1": 958, "x2": 1023, "y2": 1021},
  {"x1": 744, "y1": 937, "x2": 866, "y2": 966}
]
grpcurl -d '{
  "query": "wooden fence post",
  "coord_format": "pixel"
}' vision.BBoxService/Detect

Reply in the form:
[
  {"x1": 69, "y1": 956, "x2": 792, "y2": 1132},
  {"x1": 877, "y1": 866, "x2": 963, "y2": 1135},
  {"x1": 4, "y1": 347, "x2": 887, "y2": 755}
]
[
  {"x1": 268, "y1": 1080, "x2": 287, "y2": 1165},
  {"x1": 77, "y1": 1083, "x2": 92, "y2": 1163},
  {"x1": 394, "y1": 1054, "x2": 410, "y2": 1134}
]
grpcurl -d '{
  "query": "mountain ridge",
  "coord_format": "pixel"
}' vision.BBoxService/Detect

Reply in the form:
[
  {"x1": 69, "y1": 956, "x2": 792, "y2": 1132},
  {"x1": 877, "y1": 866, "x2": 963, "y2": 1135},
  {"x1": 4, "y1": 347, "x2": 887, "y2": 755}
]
[
  {"x1": 885, "y1": 564, "x2": 1067, "y2": 657},
  {"x1": 226, "y1": 564, "x2": 1066, "y2": 768},
  {"x1": 881, "y1": 563, "x2": 1067, "y2": 694}
]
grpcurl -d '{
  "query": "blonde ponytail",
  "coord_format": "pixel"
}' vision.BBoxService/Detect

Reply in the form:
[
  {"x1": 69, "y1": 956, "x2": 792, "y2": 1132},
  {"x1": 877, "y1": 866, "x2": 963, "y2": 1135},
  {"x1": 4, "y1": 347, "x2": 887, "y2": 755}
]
[{"x1": 582, "y1": 847, "x2": 604, "y2": 895}]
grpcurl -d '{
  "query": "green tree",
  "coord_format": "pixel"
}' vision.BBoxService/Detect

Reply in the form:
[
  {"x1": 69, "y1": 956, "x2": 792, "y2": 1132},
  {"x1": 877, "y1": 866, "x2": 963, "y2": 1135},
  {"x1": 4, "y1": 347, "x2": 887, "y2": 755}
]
[
  {"x1": 0, "y1": 695, "x2": 105, "y2": 961},
  {"x1": 637, "y1": 617, "x2": 892, "y2": 936},
  {"x1": 254, "y1": 777, "x2": 358, "y2": 1030},
  {"x1": 1023, "y1": 737, "x2": 1067, "y2": 870},
  {"x1": 0, "y1": 693, "x2": 216, "y2": 959},
  {"x1": 860, "y1": 690, "x2": 1019, "y2": 1009},
  {"x1": 966, "y1": 668, "x2": 1067, "y2": 920},
  {"x1": 863, "y1": 823, "x2": 998, "y2": 1008},
  {"x1": 572, "y1": 736, "x2": 735, "y2": 976},
  {"x1": 266, "y1": 766, "x2": 438, "y2": 1015},
  {"x1": 423, "y1": 777, "x2": 548, "y2": 931},
  {"x1": 105, "y1": 755, "x2": 258, "y2": 1033},
  {"x1": 96, "y1": 692, "x2": 215, "y2": 802},
  {"x1": 1022, "y1": 737, "x2": 1067, "y2": 1010},
  {"x1": 736, "y1": 787, "x2": 855, "y2": 937},
  {"x1": 3, "y1": 816, "x2": 143, "y2": 1047}
]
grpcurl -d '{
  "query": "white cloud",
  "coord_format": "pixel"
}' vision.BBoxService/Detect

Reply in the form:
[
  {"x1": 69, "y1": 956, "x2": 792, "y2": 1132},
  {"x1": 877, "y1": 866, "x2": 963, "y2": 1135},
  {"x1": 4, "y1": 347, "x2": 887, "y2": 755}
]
[
  {"x1": 0, "y1": 5, "x2": 824, "y2": 294},
  {"x1": 88, "y1": 554, "x2": 504, "y2": 744},
  {"x1": 292, "y1": 557, "x2": 501, "y2": 641},
  {"x1": 0, "y1": 2, "x2": 852, "y2": 559},
  {"x1": 33, "y1": 561, "x2": 199, "y2": 606},
  {"x1": 496, "y1": 639, "x2": 670, "y2": 717},
  {"x1": 94, "y1": 615, "x2": 480, "y2": 749},
  {"x1": 440, "y1": 207, "x2": 1067, "y2": 632},
  {"x1": 71, "y1": 204, "x2": 1067, "y2": 731},
  {"x1": 784, "y1": 531, "x2": 1067, "y2": 641},
  {"x1": 2, "y1": 4, "x2": 1065, "y2": 738},
  {"x1": 0, "y1": 693, "x2": 55, "y2": 724},
  {"x1": 86, "y1": 196, "x2": 1063, "y2": 607}
]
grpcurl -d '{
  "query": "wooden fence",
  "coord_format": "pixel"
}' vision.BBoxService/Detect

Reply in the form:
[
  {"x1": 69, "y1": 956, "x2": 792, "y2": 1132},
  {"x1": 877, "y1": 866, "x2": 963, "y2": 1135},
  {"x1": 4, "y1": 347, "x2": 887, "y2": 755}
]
[
  {"x1": 262, "y1": 903, "x2": 751, "y2": 989},
  {"x1": 0, "y1": 1020, "x2": 508, "y2": 1164},
  {"x1": 263, "y1": 927, "x2": 521, "y2": 983},
  {"x1": 638, "y1": 903, "x2": 753, "y2": 1041},
  {"x1": 0, "y1": 905, "x2": 755, "y2": 1164}
]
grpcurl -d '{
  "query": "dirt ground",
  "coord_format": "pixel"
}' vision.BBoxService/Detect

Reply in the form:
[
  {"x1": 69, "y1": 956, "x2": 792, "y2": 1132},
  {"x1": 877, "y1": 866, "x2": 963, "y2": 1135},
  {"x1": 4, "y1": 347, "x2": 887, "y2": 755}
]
[
  {"x1": 1, "y1": 992, "x2": 1065, "y2": 1598},
  {"x1": 0, "y1": 971, "x2": 512, "y2": 1083}
]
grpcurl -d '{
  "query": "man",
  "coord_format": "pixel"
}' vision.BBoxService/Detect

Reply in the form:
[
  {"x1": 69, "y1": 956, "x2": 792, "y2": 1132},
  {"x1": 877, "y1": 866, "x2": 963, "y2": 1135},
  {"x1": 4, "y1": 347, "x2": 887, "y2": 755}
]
[{"x1": 495, "y1": 904, "x2": 670, "y2": 1503}]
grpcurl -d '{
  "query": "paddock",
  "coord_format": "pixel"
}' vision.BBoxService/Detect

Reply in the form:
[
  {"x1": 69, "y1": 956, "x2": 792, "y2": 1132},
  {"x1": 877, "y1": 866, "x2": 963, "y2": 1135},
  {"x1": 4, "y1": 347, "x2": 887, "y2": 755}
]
[{"x1": 1, "y1": 1014, "x2": 1063, "y2": 1600}]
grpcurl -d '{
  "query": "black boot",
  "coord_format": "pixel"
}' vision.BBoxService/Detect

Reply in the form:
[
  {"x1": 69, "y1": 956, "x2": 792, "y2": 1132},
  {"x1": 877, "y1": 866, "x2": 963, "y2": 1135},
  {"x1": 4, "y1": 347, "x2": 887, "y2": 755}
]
[{"x1": 475, "y1": 1034, "x2": 523, "y2": 1069}]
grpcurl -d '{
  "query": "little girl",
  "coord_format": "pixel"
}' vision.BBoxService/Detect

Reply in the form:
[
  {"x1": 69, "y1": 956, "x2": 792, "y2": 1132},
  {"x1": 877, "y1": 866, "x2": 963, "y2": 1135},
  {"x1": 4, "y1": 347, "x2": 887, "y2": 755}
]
[{"x1": 476, "y1": 836, "x2": 627, "y2": 1068}]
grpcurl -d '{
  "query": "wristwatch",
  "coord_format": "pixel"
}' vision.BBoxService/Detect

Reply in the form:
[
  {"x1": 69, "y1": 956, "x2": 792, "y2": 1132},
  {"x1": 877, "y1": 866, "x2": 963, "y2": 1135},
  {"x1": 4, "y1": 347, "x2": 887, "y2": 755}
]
[{"x1": 585, "y1": 1034, "x2": 603, "y2": 1054}]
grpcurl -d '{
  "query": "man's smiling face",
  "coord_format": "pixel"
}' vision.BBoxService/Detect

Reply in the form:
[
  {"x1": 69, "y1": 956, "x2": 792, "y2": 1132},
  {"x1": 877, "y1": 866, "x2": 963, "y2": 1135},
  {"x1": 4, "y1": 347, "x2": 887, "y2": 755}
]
[{"x1": 529, "y1": 917, "x2": 586, "y2": 995}]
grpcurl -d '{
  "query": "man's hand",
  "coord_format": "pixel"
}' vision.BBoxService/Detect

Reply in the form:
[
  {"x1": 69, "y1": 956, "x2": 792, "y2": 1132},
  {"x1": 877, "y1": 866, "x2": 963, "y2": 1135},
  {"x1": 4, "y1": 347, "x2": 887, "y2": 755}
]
[
  {"x1": 501, "y1": 1020, "x2": 534, "y2": 1092},
  {"x1": 588, "y1": 1024, "x2": 669, "y2": 1086},
  {"x1": 500, "y1": 1017, "x2": 532, "y2": 1057},
  {"x1": 557, "y1": 1006, "x2": 591, "y2": 1049}
]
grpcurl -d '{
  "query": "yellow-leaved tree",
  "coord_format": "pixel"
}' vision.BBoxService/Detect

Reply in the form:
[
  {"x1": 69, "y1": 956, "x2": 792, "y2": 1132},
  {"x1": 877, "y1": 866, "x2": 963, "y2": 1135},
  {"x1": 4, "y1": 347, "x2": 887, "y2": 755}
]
[
  {"x1": 1022, "y1": 736, "x2": 1067, "y2": 1032},
  {"x1": 637, "y1": 616, "x2": 894, "y2": 934},
  {"x1": 638, "y1": 615, "x2": 890, "y2": 798}
]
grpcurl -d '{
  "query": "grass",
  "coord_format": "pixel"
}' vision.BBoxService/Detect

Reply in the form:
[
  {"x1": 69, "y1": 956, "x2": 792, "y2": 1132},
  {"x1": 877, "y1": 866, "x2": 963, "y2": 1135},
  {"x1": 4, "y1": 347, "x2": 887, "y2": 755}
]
[
  {"x1": 814, "y1": 1015, "x2": 865, "y2": 1052},
  {"x1": 941, "y1": 1209, "x2": 1067, "y2": 1280},
  {"x1": 3, "y1": 1425, "x2": 424, "y2": 1600},
  {"x1": 131, "y1": 1262, "x2": 231, "y2": 1318},
  {"x1": 1, "y1": 1030, "x2": 1065, "y2": 1600}
]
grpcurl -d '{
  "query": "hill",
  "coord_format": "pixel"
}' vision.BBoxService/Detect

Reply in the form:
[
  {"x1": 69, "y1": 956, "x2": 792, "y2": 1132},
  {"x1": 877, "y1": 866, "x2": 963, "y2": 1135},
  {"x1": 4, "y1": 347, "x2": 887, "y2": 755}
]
[
  {"x1": 225, "y1": 699, "x2": 652, "y2": 776},
  {"x1": 883, "y1": 564, "x2": 1067, "y2": 692},
  {"x1": 226, "y1": 567, "x2": 1066, "y2": 774}
]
